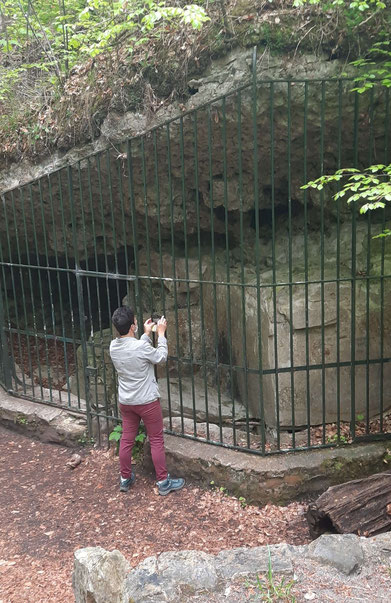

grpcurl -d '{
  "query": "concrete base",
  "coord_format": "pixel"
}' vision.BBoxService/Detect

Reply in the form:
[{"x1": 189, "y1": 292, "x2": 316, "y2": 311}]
[
  {"x1": 0, "y1": 388, "x2": 87, "y2": 446},
  {"x1": 143, "y1": 433, "x2": 391, "y2": 505}
]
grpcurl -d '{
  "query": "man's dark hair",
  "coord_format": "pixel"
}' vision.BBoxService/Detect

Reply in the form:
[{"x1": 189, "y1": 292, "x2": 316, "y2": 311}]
[{"x1": 112, "y1": 306, "x2": 135, "y2": 336}]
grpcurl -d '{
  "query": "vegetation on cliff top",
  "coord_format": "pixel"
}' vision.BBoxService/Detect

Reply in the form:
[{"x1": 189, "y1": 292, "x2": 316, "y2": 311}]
[{"x1": 0, "y1": 0, "x2": 389, "y2": 167}]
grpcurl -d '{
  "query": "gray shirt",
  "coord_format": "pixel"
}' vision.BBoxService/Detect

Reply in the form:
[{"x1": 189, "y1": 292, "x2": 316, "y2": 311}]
[{"x1": 109, "y1": 333, "x2": 168, "y2": 405}]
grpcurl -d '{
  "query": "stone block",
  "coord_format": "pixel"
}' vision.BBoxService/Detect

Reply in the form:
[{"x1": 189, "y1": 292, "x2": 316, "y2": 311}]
[{"x1": 73, "y1": 547, "x2": 130, "y2": 603}]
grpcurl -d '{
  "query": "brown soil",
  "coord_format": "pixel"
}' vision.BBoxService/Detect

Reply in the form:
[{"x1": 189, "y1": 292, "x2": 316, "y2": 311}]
[{"x1": 0, "y1": 424, "x2": 311, "y2": 603}]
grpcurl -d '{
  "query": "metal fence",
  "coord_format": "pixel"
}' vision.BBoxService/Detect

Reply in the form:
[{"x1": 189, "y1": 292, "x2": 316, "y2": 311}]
[{"x1": 1, "y1": 58, "x2": 390, "y2": 453}]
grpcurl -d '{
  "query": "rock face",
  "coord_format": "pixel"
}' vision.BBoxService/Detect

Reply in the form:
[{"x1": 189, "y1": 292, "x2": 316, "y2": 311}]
[{"x1": 0, "y1": 49, "x2": 387, "y2": 258}]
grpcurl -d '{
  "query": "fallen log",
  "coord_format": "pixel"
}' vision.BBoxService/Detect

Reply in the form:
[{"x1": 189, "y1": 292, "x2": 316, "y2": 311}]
[{"x1": 307, "y1": 470, "x2": 391, "y2": 539}]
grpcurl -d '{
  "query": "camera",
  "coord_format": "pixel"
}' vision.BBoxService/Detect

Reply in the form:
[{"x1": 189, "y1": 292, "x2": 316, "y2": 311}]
[{"x1": 151, "y1": 313, "x2": 161, "y2": 333}]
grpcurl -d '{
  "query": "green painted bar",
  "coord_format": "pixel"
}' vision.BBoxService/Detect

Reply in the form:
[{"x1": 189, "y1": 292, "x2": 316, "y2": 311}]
[
  {"x1": 193, "y1": 110, "x2": 210, "y2": 440},
  {"x1": 2, "y1": 192, "x2": 26, "y2": 394},
  {"x1": 19, "y1": 186, "x2": 44, "y2": 399},
  {"x1": 37, "y1": 179, "x2": 57, "y2": 402},
  {"x1": 207, "y1": 103, "x2": 223, "y2": 441},
  {"x1": 27, "y1": 183, "x2": 50, "y2": 400},
  {"x1": 93, "y1": 155, "x2": 112, "y2": 437},
  {"x1": 350, "y1": 90, "x2": 359, "y2": 439},
  {"x1": 140, "y1": 138, "x2": 154, "y2": 311},
  {"x1": 222, "y1": 97, "x2": 235, "y2": 446},
  {"x1": 153, "y1": 129, "x2": 173, "y2": 428},
  {"x1": 336, "y1": 81, "x2": 342, "y2": 443},
  {"x1": 270, "y1": 82, "x2": 280, "y2": 450},
  {"x1": 365, "y1": 87, "x2": 375, "y2": 433},
  {"x1": 179, "y1": 116, "x2": 198, "y2": 437},
  {"x1": 166, "y1": 122, "x2": 185, "y2": 432},
  {"x1": 237, "y1": 90, "x2": 250, "y2": 449},
  {"x1": 252, "y1": 48, "x2": 266, "y2": 453},
  {"x1": 379, "y1": 87, "x2": 390, "y2": 432},
  {"x1": 287, "y1": 80, "x2": 295, "y2": 447},
  {"x1": 303, "y1": 81, "x2": 311, "y2": 448},
  {"x1": 320, "y1": 81, "x2": 326, "y2": 444},
  {"x1": 47, "y1": 173, "x2": 73, "y2": 407},
  {"x1": 68, "y1": 166, "x2": 93, "y2": 434},
  {"x1": 58, "y1": 169, "x2": 83, "y2": 407}
]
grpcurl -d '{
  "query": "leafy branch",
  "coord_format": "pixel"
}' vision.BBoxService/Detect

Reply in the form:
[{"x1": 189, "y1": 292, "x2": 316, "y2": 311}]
[{"x1": 303, "y1": 165, "x2": 391, "y2": 216}]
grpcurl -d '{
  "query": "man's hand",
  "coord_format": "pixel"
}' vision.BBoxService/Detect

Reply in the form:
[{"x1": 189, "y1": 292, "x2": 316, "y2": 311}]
[
  {"x1": 157, "y1": 316, "x2": 167, "y2": 337},
  {"x1": 144, "y1": 318, "x2": 153, "y2": 336}
]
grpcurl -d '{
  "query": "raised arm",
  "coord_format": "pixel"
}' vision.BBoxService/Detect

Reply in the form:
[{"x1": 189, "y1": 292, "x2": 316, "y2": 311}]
[
  {"x1": 139, "y1": 334, "x2": 168, "y2": 364},
  {"x1": 140, "y1": 316, "x2": 168, "y2": 364}
]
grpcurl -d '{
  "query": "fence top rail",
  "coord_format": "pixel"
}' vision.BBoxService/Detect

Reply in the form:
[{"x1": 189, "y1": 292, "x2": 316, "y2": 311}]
[{"x1": 0, "y1": 73, "x2": 384, "y2": 196}]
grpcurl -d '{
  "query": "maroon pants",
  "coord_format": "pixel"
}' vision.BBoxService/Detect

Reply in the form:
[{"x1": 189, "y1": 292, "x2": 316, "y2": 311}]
[{"x1": 119, "y1": 398, "x2": 167, "y2": 482}]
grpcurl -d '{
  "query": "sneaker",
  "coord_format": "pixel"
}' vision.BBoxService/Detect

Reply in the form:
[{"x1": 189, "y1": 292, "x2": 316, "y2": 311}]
[
  {"x1": 156, "y1": 474, "x2": 185, "y2": 496},
  {"x1": 120, "y1": 472, "x2": 135, "y2": 492}
]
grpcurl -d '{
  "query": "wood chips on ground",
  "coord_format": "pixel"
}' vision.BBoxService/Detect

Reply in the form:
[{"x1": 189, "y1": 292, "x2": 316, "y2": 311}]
[{"x1": 0, "y1": 425, "x2": 311, "y2": 602}]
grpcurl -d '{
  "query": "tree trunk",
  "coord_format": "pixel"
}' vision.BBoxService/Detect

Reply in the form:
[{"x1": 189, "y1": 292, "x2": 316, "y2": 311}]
[{"x1": 307, "y1": 470, "x2": 391, "y2": 539}]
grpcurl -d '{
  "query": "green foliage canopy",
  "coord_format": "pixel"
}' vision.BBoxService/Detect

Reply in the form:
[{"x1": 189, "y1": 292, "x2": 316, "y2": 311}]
[{"x1": 0, "y1": 0, "x2": 209, "y2": 82}]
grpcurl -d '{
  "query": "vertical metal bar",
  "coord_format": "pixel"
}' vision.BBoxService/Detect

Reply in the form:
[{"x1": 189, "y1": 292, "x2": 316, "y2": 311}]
[
  {"x1": 105, "y1": 149, "x2": 120, "y2": 303},
  {"x1": 270, "y1": 82, "x2": 280, "y2": 450},
  {"x1": 0, "y1": 273, "x2": 12, "y2": 391},
  {"x1": 95, "y1": 154, "x2": 112, "y2": 437},
  {"x1": 193, "y1": 111, "x2": 209, "y2": 440},
  {"x1": 287, "y1": 80, "x2": 295, "y2": 447},
  {"x1": 166, "y1": 123, "x2": 184, "y2": 432},
  {"x1": 86, "y1": 158, "x2": 103, "y2": 437},
  {"x1": 140, "y1": 138, "x2": 154, "y2": 311},
  {"x1": 3, "y1": 191, "x2": 25, "y2": 393},
  {"x1": 126, "y1": 139, "x2": 143, "y2": 327},
  {"x1": 47, "y1": 173, "x2": 72, "y2": 407},
  {"x1": 238, "y1": 90, "x2": 250, "y2": 448},
  {"x1": 105, "y1": 150, "x2": 121, "y2": 416},
  {"x1": 365, "y1": 87, "x2": 375, "y2": 433},
  {"x1": 19, "y1": 186, "x2": 43, "y2": 399},
  {"x1": 350, "y1": 90, "x2": 359, "y2": 439},
  {"x1": 179, "y1": 116, "x2": 197, "y2": 437},
  {"x1": 67, "y1": 166, "x2": 92, "y2": 436},
  {"x1": 38, "y1": 178, "x2": 59, "y2": 402},
  {"x1": 207, "y1": 104, "x2": 223, "y2": 439},
  {"x1": 0, "y1": 194, "x2": 16, "y2": 392},
  {"x1": 252, "y1": 47, "x2": 266, "y2": 453},
  {"x1": 222, "y1": 98, "x2": 235, "y2": 445},
  {"x1": 77, "y1": 161, "x2": 100, "y2": 435},
  {"x1": 303, "y1": 81, "x2": 311, "y2": 447},
  {"x1": 28, "y1": 183, "x2": 52, "y2": 400},
  {"x1": 379, "y1": 86, "x2": 389, "y2": 432},
  {"x1": 320, "y1": 81, "x2": 326, "y2": 444},
  {"x1": 57, "y1": 169, "x2": 81, "y2": 407},
  {"x1": 336, "y1": 80, "x2": 342, "y2": 443},
  {"x1": 0, "y1": 194, "x2": 13, "y2": 391},
  {"x1": 10, "y1": 188, "x2": 34, "y2": 394},
  {"x1": 153, "y1": 130, "x2": 172, "y2": 427},
  {"x1": 117, "y1": 149, "x2": 130, "y2": 278}
]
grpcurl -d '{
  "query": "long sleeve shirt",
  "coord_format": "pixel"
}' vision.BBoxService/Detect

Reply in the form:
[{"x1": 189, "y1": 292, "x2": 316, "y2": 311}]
[{"x1": 109, "y1": 333, "x2": 168, "y2": 405}]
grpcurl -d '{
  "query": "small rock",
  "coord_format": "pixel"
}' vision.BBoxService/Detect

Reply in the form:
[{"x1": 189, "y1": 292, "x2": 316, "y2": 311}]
[
  {"x1": 308, "y1": 534, "x2": 364, "y2": 575},
  {"x1": 67, "y1": 454, "x2": 82, "y2": 469}
]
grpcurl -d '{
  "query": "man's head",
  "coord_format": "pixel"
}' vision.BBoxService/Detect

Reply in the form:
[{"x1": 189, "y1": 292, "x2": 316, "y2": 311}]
[{"x1": 112, "y1": 306, "x2": 137, "y2": 336}]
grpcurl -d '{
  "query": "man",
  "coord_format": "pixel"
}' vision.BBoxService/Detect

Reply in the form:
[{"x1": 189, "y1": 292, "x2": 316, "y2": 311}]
[{"x1": 109, "y1": 305, "x2": 185, "y2": 495}]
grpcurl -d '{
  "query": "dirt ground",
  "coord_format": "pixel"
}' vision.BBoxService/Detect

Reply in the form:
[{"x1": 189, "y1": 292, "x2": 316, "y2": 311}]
[{"x1": 0, "y1": 424, "x2": 311, "y2": 603}]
